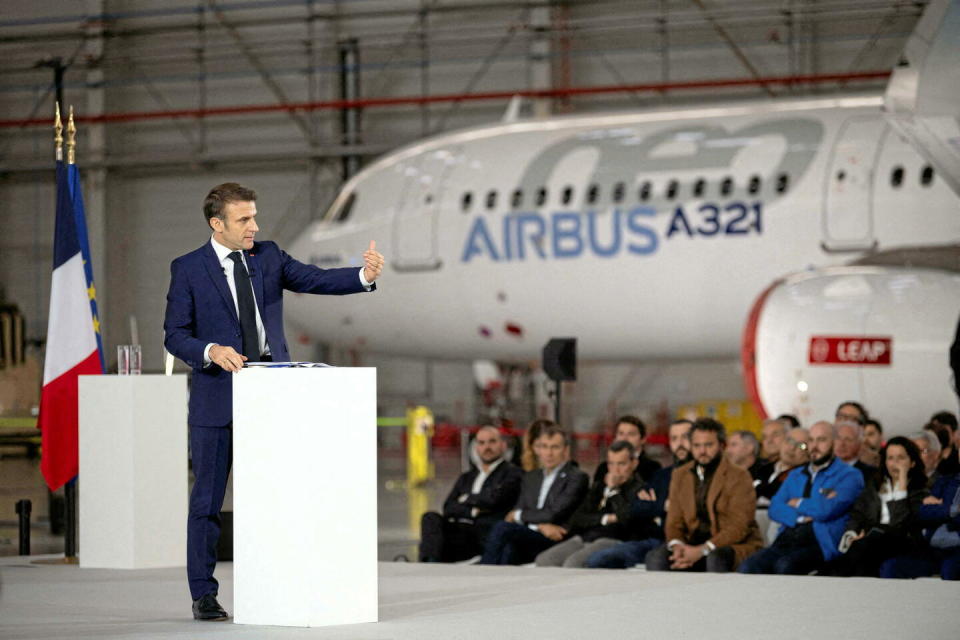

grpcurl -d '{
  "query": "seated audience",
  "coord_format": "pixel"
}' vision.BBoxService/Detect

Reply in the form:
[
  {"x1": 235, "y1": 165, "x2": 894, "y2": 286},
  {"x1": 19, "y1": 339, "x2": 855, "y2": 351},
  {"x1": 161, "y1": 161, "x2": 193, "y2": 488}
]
[
  {"x1": 861, "y1": 419, "x2": 883, "y2": 467},
  {"x1": 927, "y1": 413, "x2": 960, "y2": 477},
  {"x1": 760, "y1": 419, "x2": 787, "y2": 465},
  {"x1": 593, "y1": 415, "x2": 661, "y2": 484},
  {"x1": 738, "y1": 421, "x2": 864, "y2": 575},
  {"x1": 835, "y1": 401, "x2": 868, "y2": 426},
  {"x1": 835, "y1": 421, "x2": 879, "y2": 484},
  {"x1": 585, "y1": 419, "x2": 693, "y2": 569},
  {"x1": 827, "y1": 437, "x2": 929, "y2": 576},
  {"x1": 757, "y1": 427, "x2": 810, "y2": 503},
  {"x1": 879, "y1": 468, "x2": 960, "y2": 580},
  {"x1": 535, "y1": 441, "x2": 643, "y2": 567},
  {"x1": 726, "y1": 430, "x2": 772, "y2": 487},
  {"x1": 911, "y1": 430, "x2": 943, "y2": 487},
  {"x1": 480, "y1": 424, "x2": 588, "y2": 565},
  {"x1": 419, "y1": 426, "x2": 522, "y2": 562},
  {"x1": 644, "y1": 418, "x2": 762, "y2": 573}
]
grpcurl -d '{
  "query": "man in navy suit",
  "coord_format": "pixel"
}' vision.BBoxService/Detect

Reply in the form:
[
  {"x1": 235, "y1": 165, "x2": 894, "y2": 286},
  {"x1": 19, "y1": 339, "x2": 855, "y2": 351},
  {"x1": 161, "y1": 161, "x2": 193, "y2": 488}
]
[{"x1": 163, "y1": 183, "x2": 383, "y2": 620}]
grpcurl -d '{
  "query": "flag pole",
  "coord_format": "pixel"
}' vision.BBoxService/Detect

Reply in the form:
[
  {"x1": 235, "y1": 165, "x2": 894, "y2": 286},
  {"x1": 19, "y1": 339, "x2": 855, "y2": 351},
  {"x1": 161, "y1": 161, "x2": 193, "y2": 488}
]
[
  {"x1": 63, "y1": 105, "x2": 79, "y2": 562},
  {"x1": 54, "y1": 102, "x2": 63, "y2": 163}
]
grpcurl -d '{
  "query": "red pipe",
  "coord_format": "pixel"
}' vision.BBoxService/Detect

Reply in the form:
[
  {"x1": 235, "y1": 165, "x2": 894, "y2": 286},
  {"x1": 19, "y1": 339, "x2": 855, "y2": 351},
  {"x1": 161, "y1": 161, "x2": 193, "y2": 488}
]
[{"x1": 0, "y1": 70, "x2": 890, "y2": 129}]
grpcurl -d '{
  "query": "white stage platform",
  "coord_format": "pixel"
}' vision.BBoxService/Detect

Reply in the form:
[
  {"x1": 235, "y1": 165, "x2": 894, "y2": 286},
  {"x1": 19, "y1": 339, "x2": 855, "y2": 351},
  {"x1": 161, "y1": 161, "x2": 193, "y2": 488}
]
[{"x1": 1, "y1": 556, "x2": 958, "y2": 639}]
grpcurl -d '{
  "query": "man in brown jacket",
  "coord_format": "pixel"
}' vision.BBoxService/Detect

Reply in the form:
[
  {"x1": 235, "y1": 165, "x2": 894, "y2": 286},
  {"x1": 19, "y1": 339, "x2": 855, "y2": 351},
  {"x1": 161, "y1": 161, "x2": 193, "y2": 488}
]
[{"x1": 645, "y1": 417, "x2": 763, "y2": 572}]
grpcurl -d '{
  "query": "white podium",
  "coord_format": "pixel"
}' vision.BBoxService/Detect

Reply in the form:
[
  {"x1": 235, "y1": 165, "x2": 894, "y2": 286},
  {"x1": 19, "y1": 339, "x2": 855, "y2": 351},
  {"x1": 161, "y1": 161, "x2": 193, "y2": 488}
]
[
  {"x1": 232, "y1": 367, "x2": 378, "y2": 628},
  {"x1": 78, "y1": 374, "x2": 188, "y2": 569}
]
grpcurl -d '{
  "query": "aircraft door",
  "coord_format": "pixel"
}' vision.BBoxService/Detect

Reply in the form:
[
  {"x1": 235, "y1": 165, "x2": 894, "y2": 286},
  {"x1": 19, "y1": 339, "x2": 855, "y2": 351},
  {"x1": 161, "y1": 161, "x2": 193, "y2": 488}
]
[
  {"x1": 392, "y1": 147, "x2": 457, "y2": 271},
  {"x1": 822, "y1": 117, "x2": 886, "y2": 252}
]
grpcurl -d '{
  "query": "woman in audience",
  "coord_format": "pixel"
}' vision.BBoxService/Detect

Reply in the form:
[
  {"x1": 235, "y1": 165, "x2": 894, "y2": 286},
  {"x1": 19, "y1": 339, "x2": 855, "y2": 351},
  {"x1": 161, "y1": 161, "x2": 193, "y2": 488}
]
[
  {"x1": 520, "y1": 419, "x2": 549, "y2": 471},
  {"x1": 828, "y1": 436, "x2": 929, "y2": 576}
]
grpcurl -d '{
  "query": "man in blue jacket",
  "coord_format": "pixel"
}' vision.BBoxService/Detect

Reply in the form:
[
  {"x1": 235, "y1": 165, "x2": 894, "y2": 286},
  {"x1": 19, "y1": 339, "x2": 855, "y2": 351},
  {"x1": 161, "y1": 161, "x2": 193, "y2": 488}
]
[
  {"x1": 738, "y1": 420, "x2": 864, "y2": 575},
  {"x1": 164, "y1": 183, "x2": 382, "y2": 620}
]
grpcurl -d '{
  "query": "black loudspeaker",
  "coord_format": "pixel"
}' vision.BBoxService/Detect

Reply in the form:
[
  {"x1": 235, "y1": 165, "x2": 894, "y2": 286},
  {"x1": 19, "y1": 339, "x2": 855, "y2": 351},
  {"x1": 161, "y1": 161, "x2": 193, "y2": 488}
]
[{"x1": 543, "y1": 338, "x2": 577, "y2": 381}]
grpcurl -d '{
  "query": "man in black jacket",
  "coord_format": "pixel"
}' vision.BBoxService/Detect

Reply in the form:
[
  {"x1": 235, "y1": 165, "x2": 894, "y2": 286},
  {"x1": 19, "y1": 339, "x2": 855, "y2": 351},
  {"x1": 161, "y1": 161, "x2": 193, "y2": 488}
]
[
  {"x1": 535, "y1": 440, "x2": 643, "y2": 567},
  {"x1": 593, "y1": 415, "x2": 661, "y2": 484},
  {"x1": 419, "y1": 426, "x2": 522, "y2": 562},
  {"x1": 480, "y1": 424, "x2": 589, "y2": 565}
]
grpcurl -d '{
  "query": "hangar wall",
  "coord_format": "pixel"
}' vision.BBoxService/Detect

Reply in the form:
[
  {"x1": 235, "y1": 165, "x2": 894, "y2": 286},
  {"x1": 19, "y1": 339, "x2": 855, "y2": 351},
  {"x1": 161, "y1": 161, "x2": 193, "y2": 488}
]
[{"x1": 0, "y1": 0, "x2": 924, "y2": 427}]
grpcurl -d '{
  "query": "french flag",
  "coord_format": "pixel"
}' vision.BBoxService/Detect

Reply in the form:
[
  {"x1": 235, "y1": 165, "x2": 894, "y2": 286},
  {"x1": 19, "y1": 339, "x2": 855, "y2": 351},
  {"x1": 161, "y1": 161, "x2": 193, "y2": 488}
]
[{"x1": 38, "y1": 160, "x2": 104, "y2": 491}]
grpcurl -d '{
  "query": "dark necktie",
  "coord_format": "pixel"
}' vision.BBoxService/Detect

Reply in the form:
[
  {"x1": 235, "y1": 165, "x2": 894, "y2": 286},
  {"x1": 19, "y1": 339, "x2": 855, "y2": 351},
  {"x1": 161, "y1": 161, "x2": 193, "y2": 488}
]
[{"x1": 228, "y1": 251, "x2": 259, "y2": 361}]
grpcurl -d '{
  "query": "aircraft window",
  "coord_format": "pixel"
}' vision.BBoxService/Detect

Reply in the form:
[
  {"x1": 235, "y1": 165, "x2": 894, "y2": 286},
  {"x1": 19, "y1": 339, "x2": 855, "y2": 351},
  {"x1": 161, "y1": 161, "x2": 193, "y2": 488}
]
[
  {"x1": 587, "y1": 184, "x2": 599, "y2": 204},
  {"x1": 775, "y1": 173, "x2": 789, "y2": 194},
  {"x1": 921, "y1": 165, "x2": 934, "y2": 186},
  {"x1": 486, "y1": 190, "x2": 497, "y2": 210},
  {"x1": 461, "y1": 192, "x2": 473, "y2": 211},
  {"x1": 890, "y1": 166, "x2": 904, "y2": 188},
  {"x1": 720, "y1": 177, "x2": 733, "y2": 197},
  {"x1": 562, "y1": 186, "x2": 574, "y2": 205},
  {"x1": 836, "y1": 170, "x2": 846, "y2": 183},
  {"x1": 424, "y1": 194, "x2": 433, "y2": 205},
  {"x1": 536, "y1": 187, "x2": 547, "y2": 207},
  {"x1": 511, "y1": 188, "x2": 523, "y2": 208},
  {"x1": 693, "y1": 178, "x2": 706, "y2": 198},
  {"x1": 748, "y1": 175, "x2": 761, "y2": 195},
  {"x1": 638, "y1": 181, "x2": 651, "y2": 201},
  {"x1": 665, "y1": 180, "x2": 679, "y2": 200},
  {"x1": 612, "y1": 182, "x2": 625, "y2": 203},
  {"x1": 334, "y1": 192, "x2": 356, "y2": 222}
]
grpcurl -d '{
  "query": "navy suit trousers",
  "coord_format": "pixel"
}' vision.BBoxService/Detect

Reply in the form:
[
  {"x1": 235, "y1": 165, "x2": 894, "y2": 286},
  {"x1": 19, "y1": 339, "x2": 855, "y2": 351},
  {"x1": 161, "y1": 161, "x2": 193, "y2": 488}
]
[
  {"x1": 188, "y1": 425, "x2": 232, "y2": 600},
  {"x1": 480, "y1": 521, "x2": 555, "y2": 565}
]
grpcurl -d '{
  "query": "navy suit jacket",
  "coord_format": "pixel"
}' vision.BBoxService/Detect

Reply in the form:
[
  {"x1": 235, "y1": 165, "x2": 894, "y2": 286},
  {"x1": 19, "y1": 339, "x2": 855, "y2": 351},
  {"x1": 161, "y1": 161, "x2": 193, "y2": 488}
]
[{"x1": 163, "y1": 239, "x2": 373, "y2": 427}]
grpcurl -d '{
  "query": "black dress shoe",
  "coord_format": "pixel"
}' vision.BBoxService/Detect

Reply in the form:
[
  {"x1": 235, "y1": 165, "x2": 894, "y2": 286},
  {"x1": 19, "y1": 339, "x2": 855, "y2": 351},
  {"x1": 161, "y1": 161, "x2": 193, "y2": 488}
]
[{"x1": 192, "y1": 593, "x2": 228, "y2": 621}]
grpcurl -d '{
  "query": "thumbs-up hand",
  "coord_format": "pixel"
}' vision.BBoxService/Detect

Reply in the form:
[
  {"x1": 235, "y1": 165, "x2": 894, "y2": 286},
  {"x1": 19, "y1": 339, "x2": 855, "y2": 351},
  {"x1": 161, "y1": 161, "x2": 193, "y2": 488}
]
[{"x1": 362, "y1": 240, "x2": 384, "y2": 284}]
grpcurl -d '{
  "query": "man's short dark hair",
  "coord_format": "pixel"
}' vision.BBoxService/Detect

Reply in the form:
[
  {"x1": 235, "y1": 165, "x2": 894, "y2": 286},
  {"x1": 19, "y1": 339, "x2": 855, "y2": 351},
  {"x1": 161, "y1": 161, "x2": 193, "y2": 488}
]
[
  {"x1": 536, "y1": 424, "x2": 569, "y2": 446},
  {"x1": 690, "y1": 417, "x2": 726, "y2": 443},
  {"x1": 608, "y1": 440, "x2": 636, "y2": 457},
  {"x1": 931, "y1": 411, "x2": 958, "y2": 432},
  {"x1": 615, "y1": 415, "x2": 646, "y2": 439},
  {"x1": 204, "y1": 182, "x2": 257, "y2": 229},
  {"x1": 865, "y1": 418, "x2": 883, "y2": 434},
  {"x1": 670, "y1": 418, "x2": 693, "y2": 429},
  {"x1": 777, "y1": 413, "x2": 801, "y2": 428},
  {"x1": 836, "y1": 401, "x2": 868, "y2": 425}
]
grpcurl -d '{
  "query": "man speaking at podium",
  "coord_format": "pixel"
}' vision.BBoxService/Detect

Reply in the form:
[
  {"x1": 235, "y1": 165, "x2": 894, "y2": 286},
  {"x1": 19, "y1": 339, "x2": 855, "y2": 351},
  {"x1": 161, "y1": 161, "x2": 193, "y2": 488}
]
[{"x1": 163, "y1": 182, "x2": 383, "y2": 621}]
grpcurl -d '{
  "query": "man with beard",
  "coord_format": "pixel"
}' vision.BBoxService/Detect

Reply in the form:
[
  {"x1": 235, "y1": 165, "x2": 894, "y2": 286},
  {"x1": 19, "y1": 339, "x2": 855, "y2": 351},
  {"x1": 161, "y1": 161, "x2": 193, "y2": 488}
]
[
  {"x1": 739, "y1": 421, "x2": 864, "y2": 575},
  {"x1": 419, "y1": 426, "x2": 523, "y2": 562},
  {"x1": 644, "y1": 418, "x2": 762, "y2": 573},
  {"x1": 592, "y1": 415, "x2": 661, "y2": 484},
  {"x1": 585, "y1": 419, "x2": 693, "y2": 568}
]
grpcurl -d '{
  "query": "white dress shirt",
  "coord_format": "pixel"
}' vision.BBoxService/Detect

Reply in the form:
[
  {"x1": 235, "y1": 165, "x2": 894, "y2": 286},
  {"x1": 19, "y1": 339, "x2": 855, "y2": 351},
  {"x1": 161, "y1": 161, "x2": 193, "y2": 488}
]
[{"x1": 203, "y1": 235, "x2": 372, "y2": 364}]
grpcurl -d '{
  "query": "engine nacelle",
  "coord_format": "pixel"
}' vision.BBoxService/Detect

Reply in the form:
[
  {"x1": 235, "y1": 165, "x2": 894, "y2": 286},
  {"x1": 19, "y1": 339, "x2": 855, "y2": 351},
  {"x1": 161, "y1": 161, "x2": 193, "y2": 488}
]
[{"x1": 743, "y1": 266, "x2": 960, "y2": 435}]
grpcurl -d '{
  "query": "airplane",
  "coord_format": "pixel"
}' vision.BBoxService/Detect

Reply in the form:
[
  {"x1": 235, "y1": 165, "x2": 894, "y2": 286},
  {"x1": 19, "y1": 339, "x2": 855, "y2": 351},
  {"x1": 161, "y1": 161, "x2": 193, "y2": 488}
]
[{"x1": 284, "y1": 0, "x2": 960, "y2": 436}]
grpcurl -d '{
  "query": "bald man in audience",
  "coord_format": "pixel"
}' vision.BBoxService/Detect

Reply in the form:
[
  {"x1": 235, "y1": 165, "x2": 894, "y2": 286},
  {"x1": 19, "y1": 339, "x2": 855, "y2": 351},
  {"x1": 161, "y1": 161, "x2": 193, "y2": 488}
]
[
  {"x1": 739, "y1": 421, "x2": 863, "y2": 575},
  {"x1": 419, "y1": 426, "x2": 522, "y2": 562}
]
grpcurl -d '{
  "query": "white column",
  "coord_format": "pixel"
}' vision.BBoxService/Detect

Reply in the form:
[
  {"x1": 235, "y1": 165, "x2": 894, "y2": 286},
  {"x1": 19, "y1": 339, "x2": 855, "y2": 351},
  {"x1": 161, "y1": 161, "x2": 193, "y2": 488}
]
[{"x1": 78, "y1": 374, "x2": 188, "y2": 569}]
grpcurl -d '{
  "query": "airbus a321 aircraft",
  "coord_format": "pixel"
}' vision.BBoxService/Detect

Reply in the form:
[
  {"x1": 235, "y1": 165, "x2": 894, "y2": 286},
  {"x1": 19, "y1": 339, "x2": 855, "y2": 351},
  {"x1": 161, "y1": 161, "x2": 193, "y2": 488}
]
[{"x1": 286, "y1": 0, "x2": 960, "y2": 434}]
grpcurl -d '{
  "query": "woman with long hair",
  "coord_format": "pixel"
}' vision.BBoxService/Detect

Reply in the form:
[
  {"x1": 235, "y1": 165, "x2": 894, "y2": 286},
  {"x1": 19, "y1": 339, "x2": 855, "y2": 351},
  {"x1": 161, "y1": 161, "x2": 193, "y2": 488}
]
[
  {"x1": 520, "y1": 419, "x2": 554, "y2": 471},
  {"x1": 829, "y1": 436, "x2": 929, "y2": 576}
]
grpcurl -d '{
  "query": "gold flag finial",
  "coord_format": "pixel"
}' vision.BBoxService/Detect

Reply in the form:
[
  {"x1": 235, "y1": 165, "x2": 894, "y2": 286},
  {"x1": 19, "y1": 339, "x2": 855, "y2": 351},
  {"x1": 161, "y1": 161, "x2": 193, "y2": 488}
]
[
  {"x1": 66, "y1": 105, "x2": 76, "y2": 165},
  {"x1": 54, "y1": 102, "x2": 63, "y2": 162}
]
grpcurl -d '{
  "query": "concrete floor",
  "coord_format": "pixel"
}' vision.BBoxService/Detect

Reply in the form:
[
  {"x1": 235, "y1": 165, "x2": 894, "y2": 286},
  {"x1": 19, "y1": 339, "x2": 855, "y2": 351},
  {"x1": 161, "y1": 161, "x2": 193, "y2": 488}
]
[
  {"x1": 3, "y1": 445, "x2": 958, "y2": 638},
  {"x1": 1, "y1": 556, "x2": 959, "y2": 639}
]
